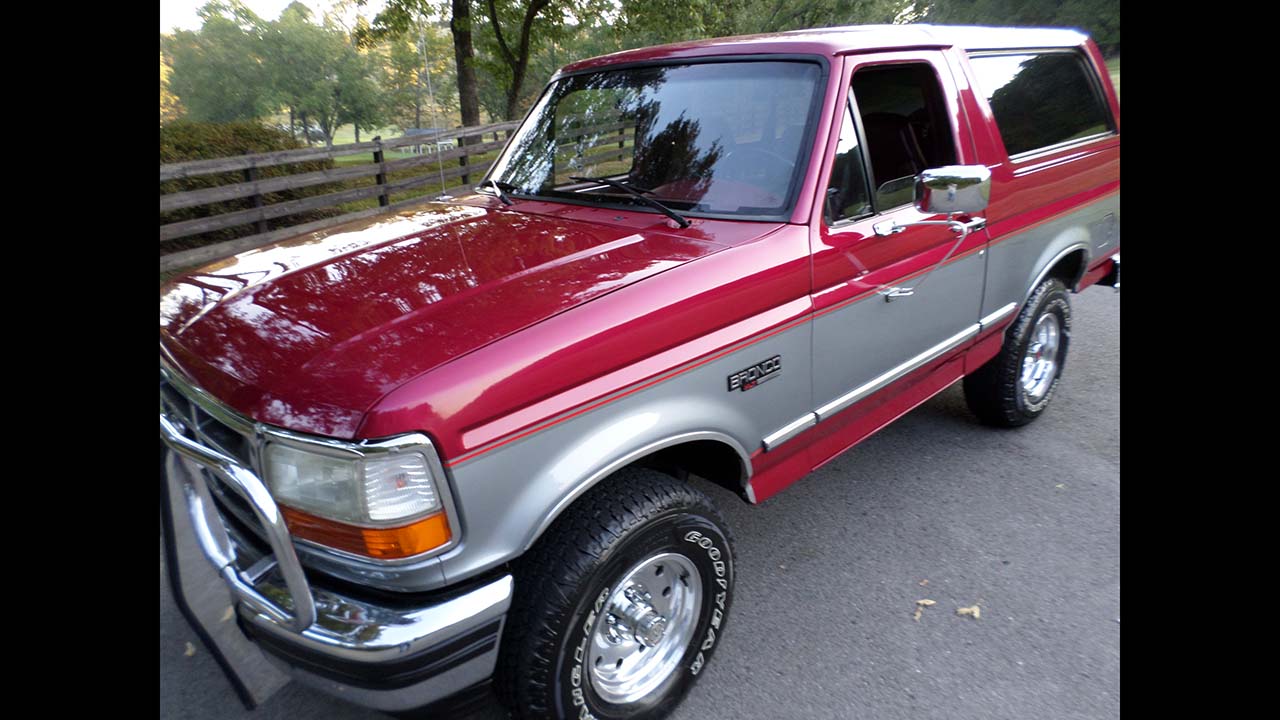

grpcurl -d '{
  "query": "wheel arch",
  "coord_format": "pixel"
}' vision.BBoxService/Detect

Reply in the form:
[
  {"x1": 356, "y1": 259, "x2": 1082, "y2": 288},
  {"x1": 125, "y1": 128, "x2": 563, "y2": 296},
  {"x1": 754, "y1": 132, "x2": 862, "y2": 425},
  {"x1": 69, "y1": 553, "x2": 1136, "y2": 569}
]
[
  {"x1": 1009, "y1": 233, "x2": 1091, "y2": 333},
  {"x1": 1027, "y1": 240, "x2": 1091, "y2": 301},
  {"x1": 517, "y1": 431, "x2": 753, "y2": 556}
]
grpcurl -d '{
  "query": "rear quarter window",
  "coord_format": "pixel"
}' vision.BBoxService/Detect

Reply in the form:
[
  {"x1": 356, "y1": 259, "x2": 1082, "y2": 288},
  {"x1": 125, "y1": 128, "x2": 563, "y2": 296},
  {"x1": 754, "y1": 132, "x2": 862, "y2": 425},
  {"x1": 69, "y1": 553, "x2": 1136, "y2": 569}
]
[{"x1": 968, "y1": 51, "x2": 1114, "y2": 157}]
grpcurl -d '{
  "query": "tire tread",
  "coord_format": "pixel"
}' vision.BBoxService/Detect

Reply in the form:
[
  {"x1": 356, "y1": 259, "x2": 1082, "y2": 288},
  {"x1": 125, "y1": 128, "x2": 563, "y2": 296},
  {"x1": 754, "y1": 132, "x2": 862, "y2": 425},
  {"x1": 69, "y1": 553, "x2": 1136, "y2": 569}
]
[
  {"x1": 496, "y1": 468, "x2": 732, "y2": 719},
  {"x1": 963, "y1": 277, "x2": 1071, "y2": 427}
]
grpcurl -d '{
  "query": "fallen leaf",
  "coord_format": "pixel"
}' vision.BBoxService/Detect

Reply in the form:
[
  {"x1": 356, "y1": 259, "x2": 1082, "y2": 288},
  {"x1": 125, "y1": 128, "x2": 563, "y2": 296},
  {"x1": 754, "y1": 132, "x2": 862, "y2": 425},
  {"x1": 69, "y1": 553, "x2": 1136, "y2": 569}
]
[
  {"x1": 919, "y1": 579, "x2": 929, "y2": 586},
  {"x1": 916, "y1": 599, "x2": 936, "y2": 606},
  {"x1": 913, "y1": 606, "x2": 923, "y2": 622},
  {"x1": 1055, "y1": 483, "x2": 1065, "y2": 489},
  {"x1": 184, "y1": 642, "x2": 196, "y2": 657},
  {"x1": 957, "y1": 605, "x2": 981, "y2": 620},
  {"x1": 221, "y1": 606, "x2": 234, "y2": 623}
]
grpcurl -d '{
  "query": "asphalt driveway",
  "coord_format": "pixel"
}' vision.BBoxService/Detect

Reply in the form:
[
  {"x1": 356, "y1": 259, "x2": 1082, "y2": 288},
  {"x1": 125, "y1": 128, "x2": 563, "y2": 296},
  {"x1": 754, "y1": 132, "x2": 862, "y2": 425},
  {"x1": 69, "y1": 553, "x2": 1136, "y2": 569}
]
[{"x1": 160, "y1": 288, "x2": 1119, "y2": 720}]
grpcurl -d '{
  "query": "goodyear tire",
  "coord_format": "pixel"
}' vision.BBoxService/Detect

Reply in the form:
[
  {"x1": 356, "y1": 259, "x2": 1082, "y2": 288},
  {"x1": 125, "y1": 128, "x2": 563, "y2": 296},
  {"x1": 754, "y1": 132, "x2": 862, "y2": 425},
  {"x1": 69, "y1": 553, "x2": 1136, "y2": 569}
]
[
  {"x1": 964, "y1": 277, "x2": 1072, "y2": 427},
  {"x1": 497, "y1": 467, "x2": 734, "y2": 720}
]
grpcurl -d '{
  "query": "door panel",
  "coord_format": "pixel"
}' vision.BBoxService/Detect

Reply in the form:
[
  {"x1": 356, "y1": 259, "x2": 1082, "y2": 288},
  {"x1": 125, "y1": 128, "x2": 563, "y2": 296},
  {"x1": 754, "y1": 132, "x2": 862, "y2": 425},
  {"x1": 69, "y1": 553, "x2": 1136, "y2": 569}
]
[{"x1": 810, "y1": 51, "x2": 987, "y2": 419}]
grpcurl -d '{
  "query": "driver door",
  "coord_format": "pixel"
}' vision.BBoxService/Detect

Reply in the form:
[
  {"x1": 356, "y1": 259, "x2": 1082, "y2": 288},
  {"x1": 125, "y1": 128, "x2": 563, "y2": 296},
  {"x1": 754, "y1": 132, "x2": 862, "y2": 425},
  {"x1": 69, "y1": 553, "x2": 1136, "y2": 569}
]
[{"x1": 808, "y1": 52, "x2": 988, "y2": 456}]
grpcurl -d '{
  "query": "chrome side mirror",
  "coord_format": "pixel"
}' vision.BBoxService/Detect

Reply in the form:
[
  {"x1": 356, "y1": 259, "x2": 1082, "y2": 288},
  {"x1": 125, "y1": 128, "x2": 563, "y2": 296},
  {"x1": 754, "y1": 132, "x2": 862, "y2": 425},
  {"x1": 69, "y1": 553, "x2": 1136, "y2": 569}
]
[
  {"x1": 873, "y1": 165, "x2": 992, "y2": 237},
  {"x1": 869, "y1": 165, "x2": 993, "y2": 301},
  {"x1": 913, "y1": 165, "x2": 991, "y2": 215}
]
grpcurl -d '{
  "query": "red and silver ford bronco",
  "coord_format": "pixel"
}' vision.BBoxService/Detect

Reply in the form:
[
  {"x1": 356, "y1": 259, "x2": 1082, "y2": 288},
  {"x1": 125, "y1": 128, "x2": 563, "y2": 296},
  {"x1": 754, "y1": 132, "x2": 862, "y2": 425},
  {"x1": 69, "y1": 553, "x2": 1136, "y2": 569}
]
[{"x1": 160, "y1": 24, "x2": 1119, "y2": 720}]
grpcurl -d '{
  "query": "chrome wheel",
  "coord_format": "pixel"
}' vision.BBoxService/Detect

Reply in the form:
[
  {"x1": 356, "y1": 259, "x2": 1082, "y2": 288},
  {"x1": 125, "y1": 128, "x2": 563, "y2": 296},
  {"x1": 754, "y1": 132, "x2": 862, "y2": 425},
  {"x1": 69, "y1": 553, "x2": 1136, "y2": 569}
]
[
  {"x1": 1020, "y1": 313, "x2": 1060, "y2": 402},
  {"x1": 587, "y1": 552, "x2": 702, "y2": 705}
]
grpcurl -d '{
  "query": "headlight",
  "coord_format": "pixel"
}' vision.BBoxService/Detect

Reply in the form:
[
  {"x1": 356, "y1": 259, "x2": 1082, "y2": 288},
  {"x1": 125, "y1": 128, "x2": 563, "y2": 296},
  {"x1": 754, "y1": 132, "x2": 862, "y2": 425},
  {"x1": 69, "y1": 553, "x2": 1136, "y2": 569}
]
[
  {"x1": 264, "y1": 444, "x2": 362, "y2": 522},
  {"x1": 263, "y1": 434, "x2": 453, "y2": 560}
]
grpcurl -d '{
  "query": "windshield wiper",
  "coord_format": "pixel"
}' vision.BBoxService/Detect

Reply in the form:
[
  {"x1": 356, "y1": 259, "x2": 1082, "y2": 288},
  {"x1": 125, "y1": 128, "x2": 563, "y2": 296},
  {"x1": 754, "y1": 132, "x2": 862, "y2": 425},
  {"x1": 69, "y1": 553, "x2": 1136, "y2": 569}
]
[
  {"x1": 478, "y1": 178, "x2": 515, "y2": 205},
  {"x1": 568, "y1": 175, "x2": 689, "y2": 228}
]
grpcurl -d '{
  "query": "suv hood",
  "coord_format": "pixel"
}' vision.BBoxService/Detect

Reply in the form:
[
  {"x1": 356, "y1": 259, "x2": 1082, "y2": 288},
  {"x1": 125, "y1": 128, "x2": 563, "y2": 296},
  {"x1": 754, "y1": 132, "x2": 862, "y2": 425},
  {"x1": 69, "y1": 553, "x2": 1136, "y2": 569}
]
[{"x1": 160, "y1": 201, "x2": 729, "y2": 437}]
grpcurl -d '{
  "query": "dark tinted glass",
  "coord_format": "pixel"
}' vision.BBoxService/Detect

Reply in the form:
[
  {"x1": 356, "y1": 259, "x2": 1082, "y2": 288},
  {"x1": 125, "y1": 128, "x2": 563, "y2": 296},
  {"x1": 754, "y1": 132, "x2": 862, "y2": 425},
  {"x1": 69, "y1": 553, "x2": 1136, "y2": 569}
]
[
  {"x1": 824, "y1": 103, "x2": 872, "y2": 223},
  {"x1": 850, "y1": 64, "x2": 957, "y2": 209},
  {"x1": 969, "y1": 52, "x2": 1113, "y2": 156},
  {"x1": 490, "y1": 61, "x2": 823, "y2": 218}
]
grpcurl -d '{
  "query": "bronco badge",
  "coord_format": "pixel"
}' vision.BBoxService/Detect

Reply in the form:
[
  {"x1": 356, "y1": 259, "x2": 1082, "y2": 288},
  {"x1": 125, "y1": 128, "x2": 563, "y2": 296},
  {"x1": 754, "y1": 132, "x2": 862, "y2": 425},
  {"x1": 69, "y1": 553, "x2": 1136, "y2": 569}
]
[{"x1": 727, "y1": 355, "x2": 781, "y2": 392}]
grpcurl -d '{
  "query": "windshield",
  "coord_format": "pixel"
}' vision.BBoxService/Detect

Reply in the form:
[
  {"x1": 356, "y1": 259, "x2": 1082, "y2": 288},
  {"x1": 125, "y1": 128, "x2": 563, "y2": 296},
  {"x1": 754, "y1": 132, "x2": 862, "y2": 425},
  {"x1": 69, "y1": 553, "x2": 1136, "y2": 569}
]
[{"x1": 486, "y1": 60, "x2": 824, "y2": 220}]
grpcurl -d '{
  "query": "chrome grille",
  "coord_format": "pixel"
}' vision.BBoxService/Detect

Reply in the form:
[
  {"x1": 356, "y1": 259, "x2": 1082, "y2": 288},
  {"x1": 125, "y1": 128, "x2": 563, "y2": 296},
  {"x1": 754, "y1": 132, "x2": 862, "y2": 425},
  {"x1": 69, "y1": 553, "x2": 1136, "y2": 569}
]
[
  {"x1": 160, "y1": 370, "x2": 272, "y2": 565},
  {"x1": 159, "y1": 375, "x2": 254, "y2": 468}
]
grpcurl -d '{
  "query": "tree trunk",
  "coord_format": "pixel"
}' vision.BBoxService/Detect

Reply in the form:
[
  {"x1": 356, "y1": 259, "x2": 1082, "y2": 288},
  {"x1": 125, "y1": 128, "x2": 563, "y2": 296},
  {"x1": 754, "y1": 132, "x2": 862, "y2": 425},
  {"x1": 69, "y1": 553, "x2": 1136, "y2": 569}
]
[
  {"x1": 355, "y1": 126, "x2": 360, "y2": 143},
  {"x1": 289, "y1": 106, "x2": 296, "y2": 140},
  {"x1": 504, "y1": 78, "x2": 522, "y2": 121},
  {"x1": 300, "y1": 111, "x2": 312, "y2": 145},
  {"x1": 486, "y1": 0, "x2": 551, "y2": 121},
  {"x1": 450, "y1": 0, "x2": 482, "y2": 144}
]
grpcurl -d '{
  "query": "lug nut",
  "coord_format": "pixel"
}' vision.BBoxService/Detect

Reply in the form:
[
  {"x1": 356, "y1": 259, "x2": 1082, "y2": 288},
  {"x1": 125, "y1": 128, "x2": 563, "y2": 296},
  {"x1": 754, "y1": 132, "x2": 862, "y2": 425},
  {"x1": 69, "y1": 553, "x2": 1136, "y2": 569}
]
[{"x1": 635, "y1": 614, "x2": 667, "y2": 646}]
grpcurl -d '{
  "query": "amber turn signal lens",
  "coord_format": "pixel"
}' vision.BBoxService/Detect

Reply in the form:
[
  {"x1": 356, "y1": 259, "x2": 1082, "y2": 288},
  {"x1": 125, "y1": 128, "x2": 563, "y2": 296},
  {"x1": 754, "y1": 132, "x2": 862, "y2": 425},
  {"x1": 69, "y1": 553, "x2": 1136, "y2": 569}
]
[{"x1": 280, "y1": 506, "x2": 452, "y2": 559}]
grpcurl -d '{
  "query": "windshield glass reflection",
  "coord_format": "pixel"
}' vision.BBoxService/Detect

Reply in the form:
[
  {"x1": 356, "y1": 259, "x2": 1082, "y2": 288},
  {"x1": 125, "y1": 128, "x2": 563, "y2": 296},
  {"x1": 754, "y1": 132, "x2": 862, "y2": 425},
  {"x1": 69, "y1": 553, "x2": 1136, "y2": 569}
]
[{"x1": 488, "y1": 61, "x2": 823, "y2": 219}]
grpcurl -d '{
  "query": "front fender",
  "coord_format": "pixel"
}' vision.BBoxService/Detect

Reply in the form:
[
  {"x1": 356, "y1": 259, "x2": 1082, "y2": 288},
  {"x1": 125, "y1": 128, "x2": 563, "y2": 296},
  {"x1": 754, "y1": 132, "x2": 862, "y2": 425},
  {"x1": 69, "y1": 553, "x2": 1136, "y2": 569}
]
[
  {"x1": 436, "y1": 395, "x2": 760, "y2": 585},
  {"x1": 433, "y1": 319, "x2": 813, "y2": 586},
  {"x1": 522, "y1": 409, "x2": 753, "y2": 555}
]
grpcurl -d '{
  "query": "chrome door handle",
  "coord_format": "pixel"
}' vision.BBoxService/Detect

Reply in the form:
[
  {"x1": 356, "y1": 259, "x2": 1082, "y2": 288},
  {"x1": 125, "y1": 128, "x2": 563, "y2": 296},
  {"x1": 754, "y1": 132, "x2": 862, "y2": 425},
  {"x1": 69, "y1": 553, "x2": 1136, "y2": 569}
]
[{"x1": 879, "y1": 287, "x2": 915, "y2": 301}]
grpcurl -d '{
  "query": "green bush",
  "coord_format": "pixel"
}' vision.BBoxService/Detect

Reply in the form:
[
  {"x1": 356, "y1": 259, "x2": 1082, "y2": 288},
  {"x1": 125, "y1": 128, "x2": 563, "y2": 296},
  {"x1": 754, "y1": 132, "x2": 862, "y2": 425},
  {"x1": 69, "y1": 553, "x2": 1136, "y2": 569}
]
[
  {"x1": 160, "y1": 121, "x2": 343, "y2": 256},
  {"x1": 160, "y1": 120, "x2": 308, "y2": 162}
]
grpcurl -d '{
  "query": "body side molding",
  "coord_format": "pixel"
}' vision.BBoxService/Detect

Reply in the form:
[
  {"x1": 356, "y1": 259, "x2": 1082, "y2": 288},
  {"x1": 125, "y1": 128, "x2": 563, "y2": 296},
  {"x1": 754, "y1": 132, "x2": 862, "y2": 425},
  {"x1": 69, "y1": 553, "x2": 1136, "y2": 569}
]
[
  {"x1": 762, "y1": 322, "x2": 981, "y2": 453},
  {"x1": 814, "y1": 324, "x2": 980, "y2": 422},
  {"x1": 979, "y1": 302, "x2": 1018, "y2": 330},
  {"x1": 762, "y1": 413, "x2": 819, "y2": 451}
]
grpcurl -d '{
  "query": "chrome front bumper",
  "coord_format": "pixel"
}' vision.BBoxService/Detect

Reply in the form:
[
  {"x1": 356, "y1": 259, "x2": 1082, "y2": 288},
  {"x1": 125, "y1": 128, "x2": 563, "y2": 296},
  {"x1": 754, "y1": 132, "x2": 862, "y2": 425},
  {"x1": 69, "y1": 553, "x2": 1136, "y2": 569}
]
[{"x1": 160, "y1": 415, "x2": 513, "y2": 712}]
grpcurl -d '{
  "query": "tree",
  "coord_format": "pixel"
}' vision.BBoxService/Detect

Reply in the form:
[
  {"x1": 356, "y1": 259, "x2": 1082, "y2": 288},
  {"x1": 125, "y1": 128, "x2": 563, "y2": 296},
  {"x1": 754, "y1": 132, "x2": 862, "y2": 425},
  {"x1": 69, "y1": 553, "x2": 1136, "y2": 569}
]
[
  {"x1": 380, "y1": 21, "x2": 458, "y2": 131},
  {"x1": 166, "y1": 1, "x2": 275, "y2": 122},
  {"x1": 384, "y1": 34, "x2": 429, "y2": 129},
  {"x1": 366, "y1": 1, "x2": 609, "y2": 123},
  {"x1": 603, "y1": 0, "x2": 911, "y2": 46},
  {"x1": 479, "y1": 0, "x2": 554, "y2": 120},
  {"x1": 450, "y1": 0, "x2": 483, "y2": 129},
  {"x1": 924, "y1": 0, "x2": 1119, "y2": 55},
  {"x1": 610, "y1": 0, "x2": 733, "y2": 49},
  {"x1": 264, "y1": 2, "x2": 330, "y2": 141},
  {"x1": 160, "y1": 48, "x2": 185, "y2": 125},
  {"x1": 298, "y1": 34, "x2": 385, "y2": 146},
  {"x1": 337, "y1": 49, "x2": 388, "y2": 143},
  {"x1": 265, "y1": 2, "x2": 386, "y2": 147},
  {"x1": 731, "y1": 0, "x2": 909, "y2": 34},
  {"x1": 358, "y1": 0, "x2": 483, "y2": 131}
]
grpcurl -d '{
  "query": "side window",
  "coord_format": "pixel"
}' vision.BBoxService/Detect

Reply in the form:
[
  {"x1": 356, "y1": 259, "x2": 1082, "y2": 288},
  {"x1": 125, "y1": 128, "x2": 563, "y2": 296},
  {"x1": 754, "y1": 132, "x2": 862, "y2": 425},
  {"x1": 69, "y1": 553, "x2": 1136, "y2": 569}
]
[
  {"x1": 824, "y1": 102, "x2": 872, "y2": 224},
  {"x1": 967, "y1": 52, "x2": 1114, "y2": 157},
  {"x1": 851, "y1": 64, "x2": 957, "y2": 210}
]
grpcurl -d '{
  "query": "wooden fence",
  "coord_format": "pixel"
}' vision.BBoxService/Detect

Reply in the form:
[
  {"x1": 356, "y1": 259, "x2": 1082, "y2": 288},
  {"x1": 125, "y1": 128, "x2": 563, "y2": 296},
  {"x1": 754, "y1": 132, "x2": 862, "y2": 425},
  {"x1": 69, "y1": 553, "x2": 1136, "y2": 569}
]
[
  {"x1": 159, "y1": 121, "x2": 522, "y2": 273},
  {"x1": 160, "y1": 117, "x2": 638, "y2": 273}
]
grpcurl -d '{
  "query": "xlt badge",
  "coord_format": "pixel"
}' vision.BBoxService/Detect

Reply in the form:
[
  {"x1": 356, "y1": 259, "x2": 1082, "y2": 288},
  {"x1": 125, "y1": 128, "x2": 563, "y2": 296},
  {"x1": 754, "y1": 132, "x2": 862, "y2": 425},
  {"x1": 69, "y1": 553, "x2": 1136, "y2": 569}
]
[{"x1": 728, "y1": 355, "x2": 781, "y2": 392}]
